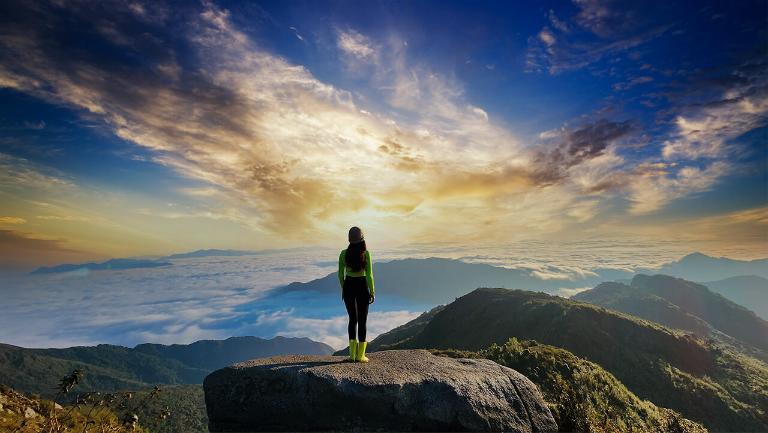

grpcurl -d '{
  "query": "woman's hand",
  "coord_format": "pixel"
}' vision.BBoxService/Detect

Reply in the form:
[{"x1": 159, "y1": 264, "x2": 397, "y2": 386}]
[{"x1": 369, "y1": 294, "x2": 375, "y2": 304}]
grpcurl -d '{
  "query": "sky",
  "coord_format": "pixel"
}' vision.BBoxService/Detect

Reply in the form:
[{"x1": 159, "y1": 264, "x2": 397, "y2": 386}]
[{"x1": 0, "y1": 0, "x2": 766, "y2": 268}]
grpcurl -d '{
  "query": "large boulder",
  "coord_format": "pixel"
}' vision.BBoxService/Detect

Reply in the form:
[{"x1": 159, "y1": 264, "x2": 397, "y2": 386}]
[{"x1": 204, "y1": 349, "x2": 557, "y2": 432}]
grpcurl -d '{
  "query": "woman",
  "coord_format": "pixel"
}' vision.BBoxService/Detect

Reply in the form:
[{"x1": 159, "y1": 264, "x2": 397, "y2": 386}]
[{"x1": 338, "y1": 226, "x2": 375, "y2": 362}]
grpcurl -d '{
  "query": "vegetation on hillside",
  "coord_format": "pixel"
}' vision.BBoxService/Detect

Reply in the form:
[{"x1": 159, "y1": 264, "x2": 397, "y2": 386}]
[
  {"x1": 371, "y1": 287, "x2": 768, "y2": 431},
  {"x1": 132, "y1": 385, "x2": 207, "y2": 433},
  {"x1": 574, "y1": 275, "x2": 768, "y2": 354},
  {"x1": 0, "y1": 336, "x2": 332, "y2": 400},
  {"x1": 572, "y1": 282, "x2": 713, "y2": 337},
  {"x1": 433, "y1": 338, "x2": 707, "y2": 433},
  {"x1": 0, "y1": 369, "x2": 168, "y2": 433},
  {"x1": 0, "y1": 343, "x2": 202, "y2": 399}
]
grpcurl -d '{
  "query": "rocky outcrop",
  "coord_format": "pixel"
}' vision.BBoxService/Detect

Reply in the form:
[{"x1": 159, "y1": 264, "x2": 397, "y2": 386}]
[{"x1": 204, "y1": 349, "x2": 557, "y2": 432}]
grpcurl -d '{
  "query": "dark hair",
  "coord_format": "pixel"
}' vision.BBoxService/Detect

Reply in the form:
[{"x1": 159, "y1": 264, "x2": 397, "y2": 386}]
[{"x1": 345, "y1": 240, "x2": 367, "y2": 271}]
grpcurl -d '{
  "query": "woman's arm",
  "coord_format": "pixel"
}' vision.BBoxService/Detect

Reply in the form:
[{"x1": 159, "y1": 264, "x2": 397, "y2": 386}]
[
  {"x1": 338, "y1": 250, "x2": 346, "y2": 291},
  {"x1": 365, "y1": 250, "x2": 375, "y2": 297}
]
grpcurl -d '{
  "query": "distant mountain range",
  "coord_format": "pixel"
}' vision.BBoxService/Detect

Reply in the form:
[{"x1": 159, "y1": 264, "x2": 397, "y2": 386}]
[
  {"x1": 704, "y1": 275, "x2": 768, "y2": 320},
  {"x1": 161, "y1": 247, "x2": 326, "y2": 260},
  {"x1": 350, "y1": 286, "x2": 768, "y2": 432},
  {"x1": 28, "y1": 247, "x2": 330, "y2": 274},
  {"x1": 30, "y1": 258, "x2": 172, "y2": 274},
  {"x1": 574, "y1": 274, "x2": 768, "y2": 354},
  {"x1": 0, "y1": 336, "x2": 333, "y2": 398},
  {"x1": 162, "y1": 249, "x2": 259, "y2": 259},
  {"x1": 282, "y1": 257, "x2": 576, "y2": 303},
  {"x1": 656, "y1": 252, "x2": 768, "y2": 281},
  {"x1": 279, "y1": 253, "x2": 768, "y2": 305}
]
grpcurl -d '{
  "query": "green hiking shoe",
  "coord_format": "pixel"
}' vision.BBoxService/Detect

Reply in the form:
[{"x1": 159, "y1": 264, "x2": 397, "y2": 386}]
[
  {"x1": 348, "y1": 339, "x2": 357, "y2": 362},
  {"x1": 356, "y1": 341, "x2": 369, "y2": 363}
]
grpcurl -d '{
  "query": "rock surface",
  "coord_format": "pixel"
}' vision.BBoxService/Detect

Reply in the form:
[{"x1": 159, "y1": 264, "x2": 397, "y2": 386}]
[{"x1": 204, "y1": 349, "x2": 557, "y2": 432}]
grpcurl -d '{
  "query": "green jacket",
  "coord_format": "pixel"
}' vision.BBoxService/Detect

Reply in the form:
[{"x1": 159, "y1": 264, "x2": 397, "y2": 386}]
[{"x1": 338, "y1": 249, "x2": 375, "y2": 296}]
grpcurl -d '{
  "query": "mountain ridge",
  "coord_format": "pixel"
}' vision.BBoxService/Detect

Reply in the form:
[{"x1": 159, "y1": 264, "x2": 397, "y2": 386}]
[
  {"x1": 360, "y1": 286, "x2": 768, "y2": 431},
  {"x1": 0, "y1": 336, "x2": 333, "y2": 398},
  {"x1": 30, "y1": 258, "x2": 172, "y2": 275}
]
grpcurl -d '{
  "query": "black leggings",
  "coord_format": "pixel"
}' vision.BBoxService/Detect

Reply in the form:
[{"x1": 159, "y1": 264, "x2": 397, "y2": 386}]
[{"x1": 343, "y1": 276, "x2": 370, "y2": 342}]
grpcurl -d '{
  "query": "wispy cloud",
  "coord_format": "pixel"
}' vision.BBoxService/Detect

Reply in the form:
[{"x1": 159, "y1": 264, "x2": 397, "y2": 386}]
[
  {"x1": 0, "y1": 153, "x2": 74, "y2": 192},
  {"x1": 0, "y1": 3, "x2": 535, "y2": 244},
  {"x1": 627, "y1": 161, "x2": 730, "y2": 214},
  {"x1": 337, "y1": 29, "x2": 375, "y2": 61},
  {"x1": 0, "y1": 216, "x2": 26, "y2": 225},
  {"x1": 0, "y1": 0, "x2": 763, "y2": 251},
  {"x1": 526, "y1": 0, "x2": 675, "y2": 74},
  {"x1": 662, "y1": 61, "x2": 768, "y2": 160},
  {"x1": 289, "y1": 26, "x2": 305, "y2": 42}
]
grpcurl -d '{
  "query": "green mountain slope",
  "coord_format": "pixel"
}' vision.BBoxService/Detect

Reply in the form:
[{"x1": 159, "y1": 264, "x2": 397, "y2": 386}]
[
  {"x1": 0, "y1": 336, "x2": 334, "y2": 399},
  {"x1": 33, "y1": 345, "x2": 209, "y2": 384},
  {"x1": 630, "y1": 274, "x2": 768, "y2": 351},
  {"x1": 572, "y1": 282, "x2": 713, "y2": 337},
  {"x1": 433, "y1": 339, "x2": 706, "y2": 433},
  {"x1": 368, "y1": 287, "x2": 768, "y2": 431},
  {"x1": 573, "y1": 277, "x2": 768, "y2": 361},
  {"x1": 0, "y1": 343, "x2": 154, "y2": 398}
]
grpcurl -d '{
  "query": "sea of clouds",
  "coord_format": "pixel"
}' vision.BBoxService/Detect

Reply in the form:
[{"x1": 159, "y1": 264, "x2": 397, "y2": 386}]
[{"x1": 0, "y1": 239, "x2": 752, "y2": 350}]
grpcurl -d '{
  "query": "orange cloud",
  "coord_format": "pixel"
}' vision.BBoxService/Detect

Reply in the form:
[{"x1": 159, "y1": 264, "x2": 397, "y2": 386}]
[
  {"x1": 0, "y1": 216, "x2": 26, "y2": 225},
  {"x1": 0, "y1": 230, "x2": 87, "y2": 267}
]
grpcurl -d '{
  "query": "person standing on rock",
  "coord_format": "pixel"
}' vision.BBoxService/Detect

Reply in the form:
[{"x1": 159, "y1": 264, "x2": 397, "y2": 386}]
[{"x1": 338, "y1": 226, "x2": 375, "y2": 363}]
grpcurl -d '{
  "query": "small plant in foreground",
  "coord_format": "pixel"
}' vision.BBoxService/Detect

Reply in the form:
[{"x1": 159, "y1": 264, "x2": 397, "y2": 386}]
[{"x1": 3, "y1": 369, "x2": 171, "y2": 433}]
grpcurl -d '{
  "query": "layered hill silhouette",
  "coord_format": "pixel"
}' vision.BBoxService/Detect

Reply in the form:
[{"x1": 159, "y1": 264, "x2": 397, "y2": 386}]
[
  {"x1": 574, "y1": 274, "x2": 768, "y2": 353},
  {"x1": 657, "y1": 253, "x2": 768, "y2": 281},
  {"x1": 704, "y1": 275, "x2": 768, "y2": 320},
  {"x1": 0, "y1": 336, "x2": 332, "y2": 398},
  {"x1": 279, "y1": 253, "x2": 768, "y2": 306},
  {"x1": 281, "y1": 257, "x2": 569, "y2": 302},
  {"x1": 161, "y1": 247, "x2": 323, "y2": 260},
  {"x1": 357, "y1": 287, "x2": 768, "y2": 431},
  {"x1": 31, "y1": 258, "x2": 171, "y2": 274}
]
